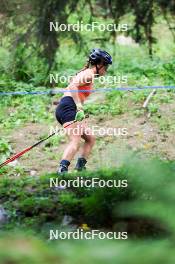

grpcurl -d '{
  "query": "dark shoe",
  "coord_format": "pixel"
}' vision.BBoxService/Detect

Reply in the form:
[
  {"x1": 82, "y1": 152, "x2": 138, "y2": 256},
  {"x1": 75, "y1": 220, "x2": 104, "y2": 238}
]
[
  {"x1": 58, "y1": 165, "x2": 68, "y2": 174},
  {"x1": 75, "y1": 157, "x2": 87, "y2": 171},
  {"x1": 57, "y1": 160, "x2": 70, "y2": 175}
]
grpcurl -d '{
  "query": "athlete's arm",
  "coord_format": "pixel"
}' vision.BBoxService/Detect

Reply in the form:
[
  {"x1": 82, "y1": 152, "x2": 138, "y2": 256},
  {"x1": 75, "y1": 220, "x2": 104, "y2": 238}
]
[
  {"x1": 68, "y1": 69, "x2": 93, "y2": 108},
  {"x1": 66, "y1": 82, "x2": 83, "y2": 109},
  {"x1": 67, "y1": 70, "x2": 93, "y2": 121},
  {"x1": 66, "y1": 82, "x2": 84, "y2": 121}
]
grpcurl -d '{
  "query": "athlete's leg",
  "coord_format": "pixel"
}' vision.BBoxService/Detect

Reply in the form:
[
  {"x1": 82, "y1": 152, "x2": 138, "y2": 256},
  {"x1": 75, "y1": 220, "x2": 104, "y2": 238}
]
[
  {"x1": 75, "y1": 124, "x2": 96, "y2": 171},
  {"x1": 80, "y1": 129, "x2": 96, "y2": 158},
  {"x1": 58, "y1": 121, "x2": 83, "y2": 173}
]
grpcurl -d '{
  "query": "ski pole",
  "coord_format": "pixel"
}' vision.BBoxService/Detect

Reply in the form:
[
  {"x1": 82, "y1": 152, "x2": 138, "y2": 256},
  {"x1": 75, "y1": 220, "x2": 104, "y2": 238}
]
[{"x1": 0, "y1": 119, "x2": 79, "y2": 169}]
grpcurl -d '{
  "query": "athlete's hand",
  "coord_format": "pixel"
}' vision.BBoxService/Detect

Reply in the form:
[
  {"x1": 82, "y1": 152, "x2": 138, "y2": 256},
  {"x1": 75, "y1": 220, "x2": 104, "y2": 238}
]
[{"x1": 75, "y1": 110, "x2": 85, "y2": 122}]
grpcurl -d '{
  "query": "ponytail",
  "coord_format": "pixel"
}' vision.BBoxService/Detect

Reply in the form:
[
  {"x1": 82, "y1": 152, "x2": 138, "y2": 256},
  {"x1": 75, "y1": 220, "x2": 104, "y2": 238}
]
[{"x1": 75, "y1": 59, "x2": 90, "y2": 75}]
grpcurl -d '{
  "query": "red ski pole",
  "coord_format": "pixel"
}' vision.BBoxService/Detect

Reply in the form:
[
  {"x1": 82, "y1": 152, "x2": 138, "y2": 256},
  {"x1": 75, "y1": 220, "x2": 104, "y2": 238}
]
[{"x1": 0, "y1": 120, "x2": 77, "y2": 169}]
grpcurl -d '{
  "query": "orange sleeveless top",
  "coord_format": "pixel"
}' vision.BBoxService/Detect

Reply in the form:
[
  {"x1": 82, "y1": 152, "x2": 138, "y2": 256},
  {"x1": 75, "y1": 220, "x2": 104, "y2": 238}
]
[{"x1": 78, "y1": 84, "x2": 92, "y2": 102}]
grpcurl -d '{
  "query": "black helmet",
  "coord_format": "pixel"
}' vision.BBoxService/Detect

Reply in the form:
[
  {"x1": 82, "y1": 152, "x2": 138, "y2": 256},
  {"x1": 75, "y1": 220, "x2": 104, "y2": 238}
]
[{"x1": 89, "y1": 48, "x2": 112, "y2": 65}]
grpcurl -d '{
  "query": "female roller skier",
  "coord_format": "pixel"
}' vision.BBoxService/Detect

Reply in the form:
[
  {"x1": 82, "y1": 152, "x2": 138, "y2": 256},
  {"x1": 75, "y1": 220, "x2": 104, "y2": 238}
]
[{"x1": 55, "y1": 48, "x2": 112, "y2": 174}]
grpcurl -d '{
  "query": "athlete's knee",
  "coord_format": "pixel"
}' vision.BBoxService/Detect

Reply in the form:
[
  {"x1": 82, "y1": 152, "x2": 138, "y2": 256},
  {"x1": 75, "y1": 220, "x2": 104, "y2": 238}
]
[
  {"x1": 70, "y1": 137, "x2": 81, "y2": 151},
  {"x1": 91, "y1": 135, "x2": 96, "y2": 145},
  {"x1": 86, "y1": 135, "x2": 96, "y2": 146}
]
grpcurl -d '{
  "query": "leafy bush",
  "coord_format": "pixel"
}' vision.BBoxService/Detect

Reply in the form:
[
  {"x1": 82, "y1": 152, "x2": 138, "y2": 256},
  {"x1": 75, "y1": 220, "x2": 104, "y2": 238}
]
[
  {"x1": 0, "y1": 139, "x2": 13, "y2": 163},
  {"x1": 0, "y1": 157, "x2": 175, "y2": 238},
  {"x1": 0, "y1": 157, "x2": 175, "y2": 263}
]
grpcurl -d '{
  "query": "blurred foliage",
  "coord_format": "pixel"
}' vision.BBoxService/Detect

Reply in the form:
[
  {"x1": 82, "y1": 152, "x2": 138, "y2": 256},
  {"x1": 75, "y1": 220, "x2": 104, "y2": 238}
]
[
  {"x1": 0, "y1": 157, "x2": 175, "y2": 236},
  {"x1": 0, "y1": 234, "x2": 175, "y2": 264},
  {"x1": 0, "y1": 157, "x2": 175, "y2": 262},
  {"x1": 0, "y1": 0, "x2": 175, "y2": 79}
]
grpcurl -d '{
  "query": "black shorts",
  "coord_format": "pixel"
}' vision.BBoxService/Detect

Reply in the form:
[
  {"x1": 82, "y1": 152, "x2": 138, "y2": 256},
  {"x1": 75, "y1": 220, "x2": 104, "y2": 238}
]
[{"x1": 55, "y1": 96, "x2": 77, "y2": 125}]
